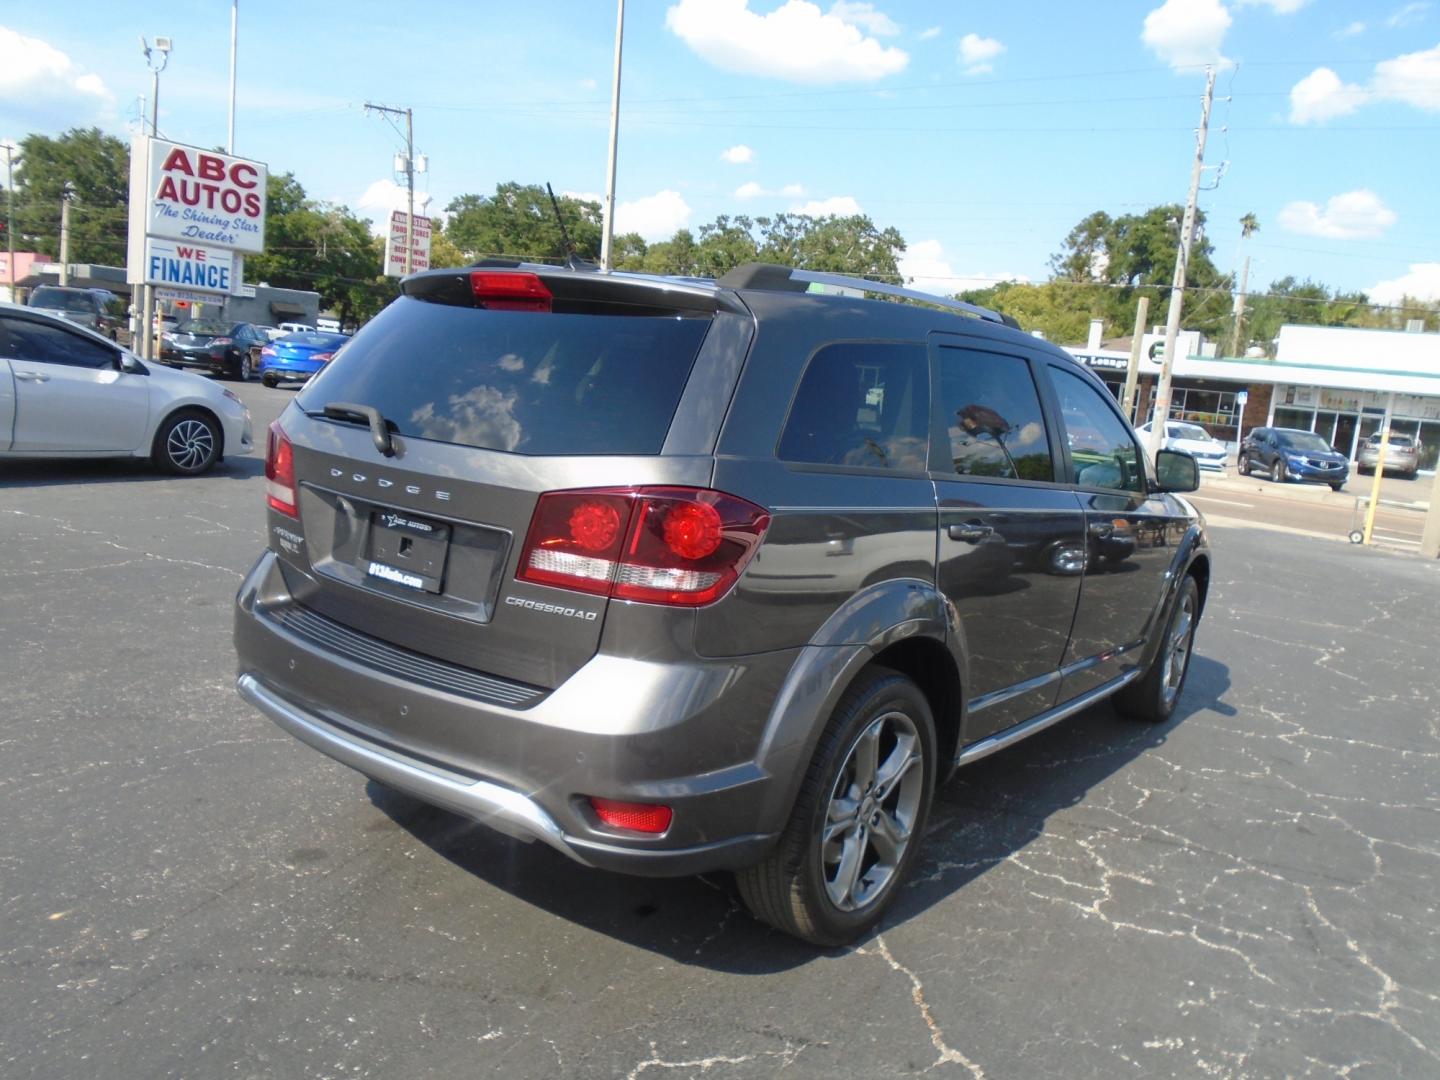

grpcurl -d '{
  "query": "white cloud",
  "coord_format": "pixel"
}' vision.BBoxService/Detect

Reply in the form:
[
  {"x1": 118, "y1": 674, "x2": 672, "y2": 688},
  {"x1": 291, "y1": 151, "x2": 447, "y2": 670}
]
[
  {"x1": 780, "y1": 182, "x2": 806, "y2": 197},
  {"x1": 791, "y1": 195, "x2": 863, "y2": 216},
  {"x1": 1369, "y1": 262, "x2": 1440, "y2": 304},
  {"x1": 828, "y1": 1, "x2": 900, "y2": 36},
  {"x1": 721, "y1": 143, "x2": 755, "y2": 164},
  {"x1": 1289, "y1": 67, "x2": 1367, "y2": 123},
  {"x1": 1277, "y1": 190, "x2": 1397, "y2": 239},
  {"x1": 899, "y1": 239, "x2": 1027, "y2": 296},
  {"x1": 1141, "y1": 0, "x2": 1232, "y2": 71},
  {"x1": 0, "y1": 26, "x2": 112, "y2": 126},
  {"x1": 615, "y1": 189, "x2": 691, "y2": 240},
  {"x1": 1235, "y1": 0, "x2": 1310, "y2": 12},
  {"x1": 736, "y1": 181, "x2": 807, "y2": 200},
  {"x1": 1372, "y1": 43, "x2": 1440, "y2": 110},
  {"x1": 919, "y1": 26, "x2": 942, "y2": 40},
  {"x1": 1335, "y1": 20, "x2": 1367, "y2": 38},
  {"x1": 734, "y1": 181, "x2": 765, "y2": 198},
  {"x1": 561, "y1": 190, "x2": 603, "y2": 205},
  {"x1": 356, "y1": 180, "x2": 435, "y2": 231},
  {"x1": 958, "y1": 33, "x2": 1005, "y2": 75},
  {"x1": 577, "y1": 77, "x2": 598, "y2": 91},
  {"x1": 665, "y1": 0, "x2": 909, "y2": 84},
  {"x1": 1387, "y1": 3, "x2": 1431, "y2": 29}
]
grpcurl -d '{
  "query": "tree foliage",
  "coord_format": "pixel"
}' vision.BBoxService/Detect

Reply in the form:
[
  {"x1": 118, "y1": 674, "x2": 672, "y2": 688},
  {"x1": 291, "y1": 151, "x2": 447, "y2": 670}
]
[{"x1": 13, "y1": 128, "x2": 130, "y2": 265}]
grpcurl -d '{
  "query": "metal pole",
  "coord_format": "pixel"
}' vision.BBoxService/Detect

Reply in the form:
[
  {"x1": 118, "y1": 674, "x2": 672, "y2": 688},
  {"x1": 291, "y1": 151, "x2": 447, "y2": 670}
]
[
  {"x1": 1228, "y1": 254, "x2": 1250, "y2": 357},
  {"x1": 405, "y1": 108, "x2": 414, "y2": 275},
  {"x1": 58, "y1": 196, "x2": 70, "y2": 285},
  {"x1": 599, "y1": 0, "x2": 625, "y2": 270},
  {"x1": 1147, "y1": 68, "x2": 1216, "y2": 462},
  {"x1": 4, "y1": 144, "x2": 14, "y2": 301},
  {"x1": 1419, "y1": 461, "x2": 1440, "y2": 559},
  {"x1": 1122, "y1": 296, "x2": 1149, "y2": 424},
  {"x1": 227, "y1": 0, "x2": 238, "y2": 154},
  {"x1": 1361, "y1": 401, "x2": 1393, "y2": 545}
]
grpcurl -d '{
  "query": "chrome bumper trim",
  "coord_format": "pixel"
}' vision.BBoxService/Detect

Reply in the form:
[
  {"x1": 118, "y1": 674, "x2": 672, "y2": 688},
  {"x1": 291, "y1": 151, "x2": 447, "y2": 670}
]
[{"x1": 236, "y1": 672, "x2": 583, "y2": 864}]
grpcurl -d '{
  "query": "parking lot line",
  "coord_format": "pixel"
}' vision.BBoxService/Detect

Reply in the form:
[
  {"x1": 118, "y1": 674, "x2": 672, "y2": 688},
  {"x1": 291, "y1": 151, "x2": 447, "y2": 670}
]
[{"x1": 1189, "y1": 495, "x2": 1255, "y2": 509}]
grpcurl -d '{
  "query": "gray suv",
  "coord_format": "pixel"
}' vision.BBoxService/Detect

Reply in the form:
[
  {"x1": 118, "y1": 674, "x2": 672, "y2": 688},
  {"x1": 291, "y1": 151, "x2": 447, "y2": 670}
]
[{"x1": 234, "y1": 263, "x2": 1209, "y2": 945}]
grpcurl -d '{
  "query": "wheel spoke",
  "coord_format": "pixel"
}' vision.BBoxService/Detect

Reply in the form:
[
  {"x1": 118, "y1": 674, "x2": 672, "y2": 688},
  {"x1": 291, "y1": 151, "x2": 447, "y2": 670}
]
[
  {"x1": 828, "y1": 827, "x2": 867, "y2": 909},
  {"x1": 869, "y1": 809, "x2": 909, "y2": 866},
  {"x1": 851, "y1": 720, "x2": 881, "y2": 792},
  {"x1": 873, "y1": 734, "x2": 918, "y2": 798}
]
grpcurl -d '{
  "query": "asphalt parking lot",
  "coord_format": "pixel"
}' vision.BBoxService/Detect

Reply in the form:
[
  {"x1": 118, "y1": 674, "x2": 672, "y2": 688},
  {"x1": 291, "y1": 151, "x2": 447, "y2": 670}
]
[{"x1": 3, "y1": 380, "x2": 1439, "y2": 1079}]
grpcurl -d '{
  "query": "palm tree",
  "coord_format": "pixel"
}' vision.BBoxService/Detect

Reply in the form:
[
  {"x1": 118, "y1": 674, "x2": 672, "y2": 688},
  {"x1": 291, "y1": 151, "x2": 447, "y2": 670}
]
[
  {"x1": 1229, "y1": 213, "x2": 1261, "y2": 356},
  {"x1": 1240, "y1": 213, "x2": 1259, "y2": 242}
]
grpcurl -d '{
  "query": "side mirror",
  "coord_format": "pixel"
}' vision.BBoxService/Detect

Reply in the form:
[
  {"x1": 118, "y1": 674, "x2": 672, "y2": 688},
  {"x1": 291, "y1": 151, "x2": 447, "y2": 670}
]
[
  {"x1": 119, "y1": 353, "x2": 147, "y2": 375},
  {"x1": 1153, "y1": 449, "x2": 1199, "y2": 493}
]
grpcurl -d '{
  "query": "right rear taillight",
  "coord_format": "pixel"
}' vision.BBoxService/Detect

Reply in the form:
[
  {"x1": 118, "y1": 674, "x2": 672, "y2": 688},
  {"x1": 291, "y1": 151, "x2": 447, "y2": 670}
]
[
  {"x1": 516, "y1": 487, "x2": 769, "y2": 607},
  {"x1": 265, "y1": 420, "x2": 298, "y2": 517}
]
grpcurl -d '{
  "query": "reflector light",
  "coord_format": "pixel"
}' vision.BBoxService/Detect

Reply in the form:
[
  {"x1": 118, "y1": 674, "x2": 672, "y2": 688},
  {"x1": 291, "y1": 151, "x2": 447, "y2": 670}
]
[
  {"x1": 469, "y1": 271, "x2": 553, "y2": 312},
  {"x1": 265, "y1": 420, "x2": 298, "y2": 518},
  {"x1": 589, "y1": 797, "x2": 673, "y2": 835},
  {"x1": 516, "y1": 487, "x2": 769, "y2": 607}
]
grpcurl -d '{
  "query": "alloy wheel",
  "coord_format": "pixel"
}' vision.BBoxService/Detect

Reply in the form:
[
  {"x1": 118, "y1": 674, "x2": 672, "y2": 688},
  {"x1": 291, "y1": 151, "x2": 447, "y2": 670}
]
[
  {"x1": 1160, "y1": 588, "x2": 1196, "y2": 708},
  {"x1": 166, "y1": 418, "x2": 215, "y2": 472},
  {"x1": 820, "y1": 710, "x2": 925, "y2": 913}
]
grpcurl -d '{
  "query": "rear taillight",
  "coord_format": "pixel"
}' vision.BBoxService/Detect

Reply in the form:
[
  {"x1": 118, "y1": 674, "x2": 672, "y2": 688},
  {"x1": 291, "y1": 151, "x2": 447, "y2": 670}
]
[
  {"x1": 516, "y1": 487, "x2": 769, "y2": 607},
  {"x1": 311, "y1": 351, "x2": 334, "y2": 363},
  {"x1": 470, "y1": 271, "x2": 553, "y2": 312},
  {"x1": 265, "y1": 421, "x2": 297, "y2": 517},
  {"x1": 260, "y1": 346, "x2": 276, "y2": 357}
]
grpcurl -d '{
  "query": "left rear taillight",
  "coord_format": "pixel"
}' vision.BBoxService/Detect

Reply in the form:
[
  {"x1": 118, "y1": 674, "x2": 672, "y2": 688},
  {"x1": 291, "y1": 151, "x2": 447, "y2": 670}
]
[
  {"x1": 516, "y1": 487, "x2": 769, "y2": 607},
  {"x1": 265, "y1": 420, "x2": 297, "y2": 517},
  {"x1": 310, "y1": 351, "x2": 334, "y2": 363}
]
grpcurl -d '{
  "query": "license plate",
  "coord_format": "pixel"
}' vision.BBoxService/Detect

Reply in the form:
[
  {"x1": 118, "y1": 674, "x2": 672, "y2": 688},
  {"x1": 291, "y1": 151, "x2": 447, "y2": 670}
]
[{"x1": 365, "y1": 511, "x2": 450, "y2": 593}]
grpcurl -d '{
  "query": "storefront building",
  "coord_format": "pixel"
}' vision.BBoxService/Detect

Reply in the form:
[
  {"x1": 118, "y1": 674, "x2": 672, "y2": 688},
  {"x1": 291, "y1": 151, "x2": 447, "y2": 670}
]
[{"x1": 1064, "y1": 322, "x2": 1440, "y2": 473}]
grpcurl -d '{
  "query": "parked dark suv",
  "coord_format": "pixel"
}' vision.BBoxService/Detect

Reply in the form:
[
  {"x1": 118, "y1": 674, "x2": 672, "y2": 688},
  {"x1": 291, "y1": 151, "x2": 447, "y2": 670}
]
[
  {"x1": 1239, "y1": 426, "x2": 1348, "y2": 490},
  {"x1": 234, "y1": 263, "x2": 1210, "y2": 944}
]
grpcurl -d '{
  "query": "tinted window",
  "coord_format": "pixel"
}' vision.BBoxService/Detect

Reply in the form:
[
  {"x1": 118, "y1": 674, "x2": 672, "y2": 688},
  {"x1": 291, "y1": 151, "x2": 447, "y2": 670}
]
[
  {"x1": 778, "y1": 342, "x2": 929, "y2": 470},
  {"x1": 1275, "y1": 430, "x2": 1330, "y2": 452},
  {"x1": 297, "y1": 295, "x2": 711, "y2": 456},
  {"x1": 1049, "y1": 367, "x2": 1144, "y2": 493},
  {"x1": 284, "y1": 332, "x2": 347, "y2": 348},
  {"x1": 936, "y1": 346, "x2": 1053, "y2": 481},
  {"x1": 29, "y1": 286, "x2": 96, "y2": 314},
  {"x1": 179, "y1": 320, "x2": 229, "y2": 335},
  {"x1": 0, "y1": 316, "x2": 116, "y2": 369}
]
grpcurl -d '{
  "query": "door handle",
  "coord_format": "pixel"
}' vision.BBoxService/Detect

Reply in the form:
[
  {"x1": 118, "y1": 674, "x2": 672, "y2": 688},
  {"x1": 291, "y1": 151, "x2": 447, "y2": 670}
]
[
  {"x1": 14, "y1": 370, "x2": 50, "y2": 383},
  {"x1": 948, "y1": 522, "x2": 994, "y2": 543}
]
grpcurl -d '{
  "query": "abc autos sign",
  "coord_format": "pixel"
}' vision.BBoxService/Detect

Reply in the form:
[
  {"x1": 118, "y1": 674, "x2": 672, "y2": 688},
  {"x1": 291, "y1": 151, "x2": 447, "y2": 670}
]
[{"x1": 129, "y1": 138, "x2": 268, "y2": 270}]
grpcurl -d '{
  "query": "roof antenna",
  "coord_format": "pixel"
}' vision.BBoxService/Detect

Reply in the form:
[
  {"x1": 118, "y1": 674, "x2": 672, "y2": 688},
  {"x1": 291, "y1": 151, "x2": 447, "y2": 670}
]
[{"x1": 545, "y1": 182, "x2": 592, "y2": 270}]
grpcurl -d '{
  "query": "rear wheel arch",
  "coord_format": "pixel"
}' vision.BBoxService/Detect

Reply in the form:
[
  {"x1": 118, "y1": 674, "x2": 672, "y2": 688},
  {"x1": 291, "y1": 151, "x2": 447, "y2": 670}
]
[
  {"x1": 870, "y1": 636, "x2": 963, "y2": 783},
  {"x1": 1186, "y1": 554, "x2": 1210, "y2": 614}
]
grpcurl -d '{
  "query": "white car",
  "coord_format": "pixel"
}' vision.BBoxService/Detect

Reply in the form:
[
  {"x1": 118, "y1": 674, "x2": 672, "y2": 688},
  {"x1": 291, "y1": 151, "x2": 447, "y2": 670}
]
[
  {"x1": 1137, "y1": 420, "x2": 1229, "y2": 471},
  {"x1": 0, "y1": 305, "x2": 253, "y2": 475}
]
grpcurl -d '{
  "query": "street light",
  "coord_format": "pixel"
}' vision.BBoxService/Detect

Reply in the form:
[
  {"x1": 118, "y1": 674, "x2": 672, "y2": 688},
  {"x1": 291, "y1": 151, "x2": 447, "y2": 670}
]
[{"x1": 140, "y1": 35, "x2": 172, "y2": 137}]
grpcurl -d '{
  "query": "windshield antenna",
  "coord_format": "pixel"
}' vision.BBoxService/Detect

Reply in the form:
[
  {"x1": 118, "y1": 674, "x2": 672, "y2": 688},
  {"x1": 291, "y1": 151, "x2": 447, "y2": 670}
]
[{"x1": 545, "y1": 182, "x2": 589, "y2": 271}]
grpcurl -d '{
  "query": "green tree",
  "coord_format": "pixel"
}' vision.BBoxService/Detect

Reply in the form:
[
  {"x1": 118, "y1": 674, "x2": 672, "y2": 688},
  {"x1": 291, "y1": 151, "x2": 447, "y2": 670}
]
[
  {"x1": 443, "y1": 183, "x2": 603, "y2": 262},
  {"x1": 13, "y1": 127, "x2": 129, "y2": 264}
]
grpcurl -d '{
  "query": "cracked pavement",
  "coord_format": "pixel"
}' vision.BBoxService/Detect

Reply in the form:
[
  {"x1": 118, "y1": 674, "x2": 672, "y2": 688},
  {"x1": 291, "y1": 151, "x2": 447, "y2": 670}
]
[{"x1": 2, "y1": 383, "x2": 1438, "y2": 1079}]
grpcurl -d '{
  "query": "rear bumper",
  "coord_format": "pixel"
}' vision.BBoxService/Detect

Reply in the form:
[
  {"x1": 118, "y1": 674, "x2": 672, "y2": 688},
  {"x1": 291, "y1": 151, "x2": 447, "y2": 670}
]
[
  {"x1": 233, "y1": 550, "x2": 790, "y2": 876},
  {"x1": 259, "y1": 360, "x2": 321, "y2": 381}
]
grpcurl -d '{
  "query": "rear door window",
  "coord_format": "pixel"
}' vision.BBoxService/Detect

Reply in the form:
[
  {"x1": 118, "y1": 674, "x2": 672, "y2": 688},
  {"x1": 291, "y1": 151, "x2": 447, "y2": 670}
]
[
  {"x1": 777, "y1": 342, "x2": 929, "y2": 470},
  {"x1": 934, "y1": 345, "x2": 1053, "y2": 482},
  {"x1": 298, "y1": 296, "x2": 712, "y2": 456}
]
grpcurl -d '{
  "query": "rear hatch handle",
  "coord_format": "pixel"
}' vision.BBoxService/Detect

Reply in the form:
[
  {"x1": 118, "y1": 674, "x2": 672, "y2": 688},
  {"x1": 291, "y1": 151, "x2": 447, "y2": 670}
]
[{"x1": 322, "y1": 401, "x2": 396, "y2": 457}]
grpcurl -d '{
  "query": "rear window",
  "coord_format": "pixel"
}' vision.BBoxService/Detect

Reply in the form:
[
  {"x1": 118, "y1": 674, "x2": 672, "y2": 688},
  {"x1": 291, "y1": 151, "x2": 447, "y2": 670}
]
[
  {"x1": 298, "y1": 295, "x2": 711, "y2": 455},
  {"x1": 283, "y1": 332, "x2": 347, "y2": 347},
  {"x1": 29, "y1": 287, "x2": 96, "y2": 313}
]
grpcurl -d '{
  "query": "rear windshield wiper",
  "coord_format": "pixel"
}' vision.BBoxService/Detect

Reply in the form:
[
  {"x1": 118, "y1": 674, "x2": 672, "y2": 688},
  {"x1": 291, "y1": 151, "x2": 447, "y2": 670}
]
[{"x1": 321, "y1": 401, "x2": 396, "y2": 458}]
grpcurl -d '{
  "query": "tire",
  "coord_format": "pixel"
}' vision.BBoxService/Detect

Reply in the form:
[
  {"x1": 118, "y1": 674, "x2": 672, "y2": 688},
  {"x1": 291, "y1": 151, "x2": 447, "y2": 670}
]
[
  {"x1": 1115, "y1": 575, "x2": 1201, "y2": 723},
  {"x1": 152, "y1": 409, "x2": 222, "y2": 476},
  {"x1": 1237, "y1": 453, "x2": 1250, "y2": 476},
  {"x1": 736, "y1": 666, "x2": 936, "y2": 946},
  {"x1": 1329, "y1": 482, "x2": 1344, "y2": 492},
  {"x1": 262, "y1": 373, "x2": 278, "y2": 389},
  {"x1": 236, "y1": 353, "x2": 253, "y2": 381},
  {"x1": 1272, "y1": 457, "x2": 1288, "y2": 483}
]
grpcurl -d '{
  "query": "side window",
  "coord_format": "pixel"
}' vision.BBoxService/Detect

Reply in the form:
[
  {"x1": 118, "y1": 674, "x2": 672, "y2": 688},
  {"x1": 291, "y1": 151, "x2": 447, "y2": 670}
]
[
  {"x1": 935, "y1": 345, "x2": 1054, "y2": 482},
  {"x1": 778, "y1": 342, "x2": 929, "y2": 471},
  {"x1": 0, "y1": 316, "x2": 117, "y2": 369},
  {"x1": 1048, "y1": 366, "x2": 1145, "y2": 493}
]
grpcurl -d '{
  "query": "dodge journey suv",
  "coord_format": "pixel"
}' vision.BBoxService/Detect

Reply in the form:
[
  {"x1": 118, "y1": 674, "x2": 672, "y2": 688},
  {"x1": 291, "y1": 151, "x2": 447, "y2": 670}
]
[{"x1": 234, "y1": 262, "x2": 1209, "y2": 945}]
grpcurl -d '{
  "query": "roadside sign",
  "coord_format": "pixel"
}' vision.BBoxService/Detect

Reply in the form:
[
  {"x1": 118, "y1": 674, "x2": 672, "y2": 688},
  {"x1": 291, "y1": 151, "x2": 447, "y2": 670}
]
[
  {"x1": 143, "y1": 238, "x2": 235, "y2": 294},
  {"x1": 155, "y1": 287, "x2": 215, "y2": 304},
  {"x1": 1236, "y1": 390, "x2": 1249, "y2": 407},
  {"x1": 384, "y1": 210, "x2": 432, "y2": 277}
]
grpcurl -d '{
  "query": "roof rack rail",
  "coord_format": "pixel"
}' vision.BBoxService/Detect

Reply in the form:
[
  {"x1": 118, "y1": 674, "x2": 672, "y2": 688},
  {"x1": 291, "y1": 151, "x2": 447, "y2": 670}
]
[{"x1": 717, "y1": 262, "x2": 1014, "y2": 326}]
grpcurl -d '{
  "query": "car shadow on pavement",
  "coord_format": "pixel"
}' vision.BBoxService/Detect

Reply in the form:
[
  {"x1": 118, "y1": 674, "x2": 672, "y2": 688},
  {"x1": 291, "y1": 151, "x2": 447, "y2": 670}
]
[
  {"x1": 369, "y1": 654, "x2": 1234, "y2": 973},
  {"x1": 0, "y1": 455, "x2": 264, "y2": 488}
]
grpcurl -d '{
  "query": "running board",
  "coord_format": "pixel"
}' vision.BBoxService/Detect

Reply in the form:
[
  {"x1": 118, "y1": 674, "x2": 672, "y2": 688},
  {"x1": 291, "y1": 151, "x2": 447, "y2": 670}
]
[{"x1": 956, "y1": 670, "x2": 1142, "y2": 766}]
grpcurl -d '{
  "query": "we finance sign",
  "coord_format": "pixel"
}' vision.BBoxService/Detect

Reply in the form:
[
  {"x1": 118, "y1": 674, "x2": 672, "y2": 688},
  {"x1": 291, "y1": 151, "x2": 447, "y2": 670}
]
[
  {"x1": 144, "y1": 239, "x2": 234, "y2": 294},
  {"x1": 141, "y1": 139, "x2": 268, "y2": 254}
]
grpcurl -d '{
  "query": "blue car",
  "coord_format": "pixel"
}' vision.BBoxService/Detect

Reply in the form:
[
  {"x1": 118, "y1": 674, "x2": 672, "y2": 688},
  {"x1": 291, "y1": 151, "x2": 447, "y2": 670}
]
[{"x1": 257, "y1": 331, "x2": 349, "y2": 388}]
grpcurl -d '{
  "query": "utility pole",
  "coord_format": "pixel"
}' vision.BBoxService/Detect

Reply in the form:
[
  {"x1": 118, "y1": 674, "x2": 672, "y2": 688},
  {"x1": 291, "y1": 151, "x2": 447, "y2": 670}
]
[
  {"x1": 600, "y1": 0, "x2": 625, "y2": 271},
  {"x1": 140, "y1": 35, "x2": 172, "y2": 361},
  {"x1": 227, "y1": 0, "x2": 238, "y2": 154},
  {"x1": 1147, "y1": 67, "x2": 1216, "y2": 461},
  {"x1": 1122, "y1": 295, "x2": 1149, "y2": 424},
  {"x1": 1228, "y1": 254, "x2": 1250, "y2": 357},
  {"x1": 4, "y1": 141, "x2": 15, "y2": 302},
  {"x1": 364, "y1": 102, "x2": 416, "y2": 273},
  {"x1": 58, "y1": 189, "x2": 72, "y2": 286}
]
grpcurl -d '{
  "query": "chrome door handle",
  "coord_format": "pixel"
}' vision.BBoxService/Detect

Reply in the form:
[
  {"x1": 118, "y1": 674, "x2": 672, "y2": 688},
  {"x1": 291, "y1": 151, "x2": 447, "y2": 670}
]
[
  {"x1": 948, "y1": 523, "x2": 994, "y2": 543},
  {"x1": 14, "y1": 370, "x2": 50, "y2": 383}
]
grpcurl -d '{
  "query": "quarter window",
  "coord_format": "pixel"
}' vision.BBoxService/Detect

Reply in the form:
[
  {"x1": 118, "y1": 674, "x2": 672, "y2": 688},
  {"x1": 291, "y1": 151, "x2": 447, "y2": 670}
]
[
  {"x1": 778, "y1": 343, "x2": 930, "y2": 470},
  {"x1": 935, "y1": 346, "x2": 1054, "y2": 482},
  {"x1": 0, "y1": 316, "x2": 117, "y2": 369},
  {"x1": 1049, "y1": 367, "x2": 1145, "y2": 493}
]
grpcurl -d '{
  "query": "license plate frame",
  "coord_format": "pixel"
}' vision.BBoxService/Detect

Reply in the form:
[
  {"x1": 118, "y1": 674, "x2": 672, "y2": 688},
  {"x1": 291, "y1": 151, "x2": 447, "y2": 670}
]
[{"x1": 365, "y1": 511, "x2": 450, "y2": 593}]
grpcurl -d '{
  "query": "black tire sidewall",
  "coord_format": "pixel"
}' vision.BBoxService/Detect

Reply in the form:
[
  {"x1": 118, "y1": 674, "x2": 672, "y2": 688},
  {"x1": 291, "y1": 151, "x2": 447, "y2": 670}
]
[
  {"x1": 791, "y1": 675, "x2": 937, "y2": 944},
  {"x1": 154, "y1": 410, "x2": 220, "y2": 475}
]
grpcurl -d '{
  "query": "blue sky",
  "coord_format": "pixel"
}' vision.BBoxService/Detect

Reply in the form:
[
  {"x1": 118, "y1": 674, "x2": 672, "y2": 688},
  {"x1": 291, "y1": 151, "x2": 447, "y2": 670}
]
[{"x1": 2, "y1": 0, "x2": 1437, "y2": 305}]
